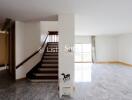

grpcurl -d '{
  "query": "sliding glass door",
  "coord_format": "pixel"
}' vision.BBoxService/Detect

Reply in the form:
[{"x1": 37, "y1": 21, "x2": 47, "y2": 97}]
[{"x1": 75, "y1": 44, "x2": 92, "y2": 62}]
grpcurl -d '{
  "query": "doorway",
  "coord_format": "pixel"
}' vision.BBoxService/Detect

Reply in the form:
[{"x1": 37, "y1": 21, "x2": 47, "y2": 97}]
[
  {"x1": 74, "y1": 36, "x2": 93, "y2": 83},
  {"x1": 0, "y1": 19, "x2": 16, "y2": 80},
  {"x1": 0, "y1": 32, "x2": 8, "y2": 69},
  {"x1": 75, "y1": 44, "x2": 92, "y2": 62}
]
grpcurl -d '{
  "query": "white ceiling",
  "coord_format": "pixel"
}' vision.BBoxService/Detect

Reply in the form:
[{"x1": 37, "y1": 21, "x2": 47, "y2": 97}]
[{"x1": 0, "y1": 0, "x2": 132, "y2": 35}]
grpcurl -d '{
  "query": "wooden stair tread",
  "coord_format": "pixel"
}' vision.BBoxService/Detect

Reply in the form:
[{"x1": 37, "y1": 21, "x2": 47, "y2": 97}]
[
  {"x1": 29, "y1": 79, "x2": 58, "y2": 82},
  {"x1": 37, "y1": 67, "x2": 58, "y2": 69},
  {"x1": 42, "y1": 60, "x2": 58, "y2": 62},
  {"x1": 40, "y1": 66, "x2": 58, "y2": 69},
  {"x1": 36, "y1": 70, "x2": 58, "y2": 73},
  {"x1": 33, "y1": 75, "x2": 58, "y2": 79},
  {"x1": 34, "y1": 73, "x2": 58, "y2": 76},
  {"x1": 41, "y1": 63, "x2": 58, "y2": 66}
]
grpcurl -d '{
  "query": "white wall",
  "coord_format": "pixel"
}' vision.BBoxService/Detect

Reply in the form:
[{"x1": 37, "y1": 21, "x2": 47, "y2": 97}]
[
  {"x1": 75, "y1": 34, "x2": 132, "y2": 65},
  {"x1": 75, "y1": 13, "x2": 132, "y2": 36},
  {"x1": 75, "y1": 36, "x2": 91, "y2": 44},
  {"x1": 95, "y1": 35, "x2": 118, "y2": 62},
  {"x1": 118, "y1": 34, "x2": 132, "y2": 64},
  {"x1": 15, "y1": 21, "x2": 25, "y2": 66},
  {"x1": 40, "y1": 21, "x2": 58, "y2": 34},
  {"x1": 15, "y1": 21, "x2": 59, "y2": 79},
  {"x1": 40, "y1": 21, "x2": 58, "y2": 43},
  {"x1": 15, "y1": 21, "x2": 42, "y2": 79},
  {"x1": 59, "y1": 14, "x2": 75, "y2": 97}
]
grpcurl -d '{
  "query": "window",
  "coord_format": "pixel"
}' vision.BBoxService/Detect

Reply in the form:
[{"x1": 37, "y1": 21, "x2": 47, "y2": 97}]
[{"x1": 75, "y1": 44, "x2": 92, "y2": 62}]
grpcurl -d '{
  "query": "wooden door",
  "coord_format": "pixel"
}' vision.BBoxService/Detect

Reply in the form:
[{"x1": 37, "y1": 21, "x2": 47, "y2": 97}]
[
  {"x1": 1, "y1": 19, "x2": 16, "y2": 80},
  {"x1": 0, "y1": 33, "x2": 8, "y2": 66},
  {"x1": 8, "y1": 21, "x2": 16, "y2": 80}
]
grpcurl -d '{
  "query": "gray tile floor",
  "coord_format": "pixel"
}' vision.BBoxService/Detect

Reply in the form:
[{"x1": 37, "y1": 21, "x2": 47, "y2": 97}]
[
  {"x1": 0, "y1": 64, "x2": 132, "y2": 100},
  {"x1": 73, "y1": 63, "x2": 132, "y2": 100},
  {"x1": 0, "y1": 70, "x2": 59, "y2": 100}
]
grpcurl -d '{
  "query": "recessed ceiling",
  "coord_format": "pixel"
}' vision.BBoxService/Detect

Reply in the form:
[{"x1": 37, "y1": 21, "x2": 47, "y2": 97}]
[
  {"x1": 0, "y1": 0, "x2": 74, "y2": 21},
  {"x1": 0, "y1": 0, "x2": 132, "y2": 35}
]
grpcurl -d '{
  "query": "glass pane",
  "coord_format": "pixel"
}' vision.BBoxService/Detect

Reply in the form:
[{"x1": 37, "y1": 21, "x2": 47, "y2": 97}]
[
  {"x1": 75, "y1": 43, "x2": 92, "y2": 62},
  {"x1": 82, "y1": 44, "x2": 91, "y2": 52},
  {"x1": 75, "y1": 53, "x2": 82, "y2": 62},
  {"x1": 75, "y1": 44, "x2": 82, "y2": 53},
  {"x1": 82, "y1": 53, "x2": 92, "y2": 61}
]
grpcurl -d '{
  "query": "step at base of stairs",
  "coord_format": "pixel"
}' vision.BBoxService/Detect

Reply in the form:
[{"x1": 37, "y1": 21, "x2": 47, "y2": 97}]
[
  {"x1": 28, "y1": 79, "x2": 58, "y2": 82},
  {"x1": 34, "y1": 73, "x2": 58, "y2": 76}
]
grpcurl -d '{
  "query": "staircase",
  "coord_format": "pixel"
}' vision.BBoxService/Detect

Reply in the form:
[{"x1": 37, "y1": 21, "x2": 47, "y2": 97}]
[{"x1": 27, "y1": 42, "x2": 58, "y2": 82}]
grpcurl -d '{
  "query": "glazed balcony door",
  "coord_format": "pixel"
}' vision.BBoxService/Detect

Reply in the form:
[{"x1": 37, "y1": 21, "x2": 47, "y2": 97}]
[{"x1": 75, "y1": 44, "x2": 92, "y2": 62}]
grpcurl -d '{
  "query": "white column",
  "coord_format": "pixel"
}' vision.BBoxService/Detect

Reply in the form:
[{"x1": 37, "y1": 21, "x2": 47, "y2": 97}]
[{"x1": 58, "y1": 14, "x2": 75, "y2": 98}]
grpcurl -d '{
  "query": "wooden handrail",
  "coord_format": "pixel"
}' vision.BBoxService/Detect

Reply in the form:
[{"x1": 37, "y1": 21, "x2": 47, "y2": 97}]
[
  {"x1": 16, "y1": 34, "x2": 48, "y2": 69},
  {"x1": 40, "y1": 34, "x2": 48, "y2": 50}
]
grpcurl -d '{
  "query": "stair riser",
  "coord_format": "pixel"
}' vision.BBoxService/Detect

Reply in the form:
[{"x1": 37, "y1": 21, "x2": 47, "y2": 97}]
[
  {"x1": 43, "y1": 56, "x2": 58, "y2": 60},
  {"x1": 47, "y1": 45, "x2": 58, "y2": 47},
  {"x1": 45, "y1": 52, "x2": 58, "y2": 54},
  {"x1": 43, "y1": 58, "x2": 58, "y2": 61},
  {"x1": 48, "y1": 43, "x2": 58, "y2": 44},
  {"x1": 29, "y1": 76, "x2": 58, "y2": 79},
  {"x1": 42, "y1": 62, "x2": 58, "y2": 64},
  {"x1": 38, "y1": 68, "x2": 58, "y2": 71},
  {"x1": 38, "y1": 71, "x2": 58, "y2": 73},
  {"x1": 30, "y1": 80, "x2": 58, "y2": 82},
  {"x1": 47, "y1": 47, "x2": 58, "y2": 49},
  {"x1": 34, "y1": 74, "x2": 58, "y2": 77},
  {"x1": 40, "y1": 67, "x2": 58, "y2": 69},
  {"x1": 45, "y1": 51, "x2": 58, "y2": 55},
  {"x1": 41, "y1": 63, "x2": 58, "y2": 65},
  {"x1": 45, "y1": 53, "x2": 58, "y2": 54},
  {"x1": 36, "y1": 71, "x2": 58, "y2": 74},
  {"x1": 42, "y1": 60, "x2": 58, "y2": 62},
  {"x1": 37, "y1": 69, "x2": 58, "y2": 71},
  {"x1": 41, "y1": 64, "x2": 58, "y2": 66},
  {"x1": 37, "y1": 71, "x2": 58, "y2": 74}
]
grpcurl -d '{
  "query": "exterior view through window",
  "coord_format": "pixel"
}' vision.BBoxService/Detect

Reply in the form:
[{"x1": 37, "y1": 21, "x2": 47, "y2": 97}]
[
  {"x1": 75, "y1": 44, "x2": 92, "y2": 62},
  {"x1": 74, "y1": 43, "x2": 92, "y2": 82}
]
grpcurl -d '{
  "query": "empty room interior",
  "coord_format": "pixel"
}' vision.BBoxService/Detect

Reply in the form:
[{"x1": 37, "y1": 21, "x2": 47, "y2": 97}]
[{"x1": 0, "y1": 0, "x2": 132, "y2": 100}]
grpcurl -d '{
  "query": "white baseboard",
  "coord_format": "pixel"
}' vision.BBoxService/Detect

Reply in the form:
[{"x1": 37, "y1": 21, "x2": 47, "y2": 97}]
[{"x1": 95, "y1": 61, "x2": 132, "y2": 67}]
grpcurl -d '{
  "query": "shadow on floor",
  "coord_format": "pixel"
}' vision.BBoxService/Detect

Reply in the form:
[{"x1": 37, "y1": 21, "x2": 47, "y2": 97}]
[{"x1": 0, "y1": 69, "x2": 15, "y2": 89}]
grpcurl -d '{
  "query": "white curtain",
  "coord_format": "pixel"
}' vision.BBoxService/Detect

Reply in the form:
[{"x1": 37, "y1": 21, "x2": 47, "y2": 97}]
[{"x1": 91, "y1": 36, "x2": 96, "y2": 63}]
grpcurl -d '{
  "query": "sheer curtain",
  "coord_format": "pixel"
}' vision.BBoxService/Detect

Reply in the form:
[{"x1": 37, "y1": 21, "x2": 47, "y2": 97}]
[{"x1": 91, "y1": 36, "x2": 96, "y2": 63}]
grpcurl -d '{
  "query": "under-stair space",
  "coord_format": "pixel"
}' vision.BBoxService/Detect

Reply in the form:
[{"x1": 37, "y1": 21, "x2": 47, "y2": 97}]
[{"x1": 27, "y1": 31, "x2": 59, "y2": 82}]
